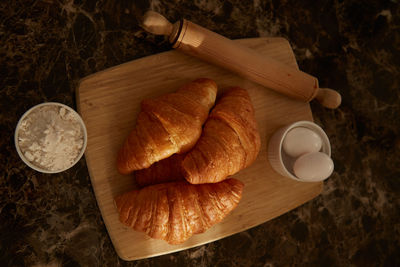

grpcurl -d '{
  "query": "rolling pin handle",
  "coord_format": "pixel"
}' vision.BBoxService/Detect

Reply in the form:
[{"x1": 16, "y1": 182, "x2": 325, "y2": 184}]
[
  {"x1": 315, "y1": 88, "x2": 342, "y2": 109},
  {"x1": 142, "y1": 11, "x2": 174, "y2": 36}
]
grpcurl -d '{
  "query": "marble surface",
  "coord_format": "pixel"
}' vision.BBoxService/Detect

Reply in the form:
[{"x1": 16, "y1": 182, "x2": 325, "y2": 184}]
[{"x1": 1, "y1": 0, "x2": 399, "y2": 266}]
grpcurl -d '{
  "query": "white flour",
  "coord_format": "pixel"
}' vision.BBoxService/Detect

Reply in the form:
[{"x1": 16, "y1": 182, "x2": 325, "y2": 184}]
[{"x1": 18, "y1": 105, "x2": 84, "y2": 171}]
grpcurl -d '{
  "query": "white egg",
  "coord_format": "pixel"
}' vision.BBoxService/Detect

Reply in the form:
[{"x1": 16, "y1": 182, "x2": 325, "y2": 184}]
[
  {"x1": 293, "y1": 152, "x2": 334, "y2": 181},
  {"x1": 283, "y1": 127, "x2": 322, "y2": 158}
]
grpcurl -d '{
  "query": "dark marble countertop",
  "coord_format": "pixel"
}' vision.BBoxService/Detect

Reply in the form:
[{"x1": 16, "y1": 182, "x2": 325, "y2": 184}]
[{"x1": 1, "y1": 0, "x2": 399, "y2": 266}]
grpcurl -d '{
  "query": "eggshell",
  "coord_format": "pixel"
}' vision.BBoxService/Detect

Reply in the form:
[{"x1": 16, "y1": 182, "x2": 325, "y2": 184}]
[
  {"x1": 283, "y1": 127, "x2": 322, "y2": 158},
  {"x1": 293, "y1": 152, "x2": 334, "y2": 181}
]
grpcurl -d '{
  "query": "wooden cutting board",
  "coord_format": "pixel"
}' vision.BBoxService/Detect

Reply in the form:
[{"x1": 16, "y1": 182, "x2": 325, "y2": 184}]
[{"x1": 76, "y1": 37, "x2": 322, "y2": 261}]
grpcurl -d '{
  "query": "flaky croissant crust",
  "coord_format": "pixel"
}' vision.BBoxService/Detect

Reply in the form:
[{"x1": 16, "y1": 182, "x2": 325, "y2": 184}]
[
  {"x1": 117, "y1": 78, "x2": 217, "y2": 174},
  {"x1": 182, "y1": 87, "x2": 261, "y2": 184},
  {"x1": 115, "y1": 178, "x2": 244, "y2": 244},
  {"x1": 134, "y1": 153, "x2": 185, "y2": 188}
]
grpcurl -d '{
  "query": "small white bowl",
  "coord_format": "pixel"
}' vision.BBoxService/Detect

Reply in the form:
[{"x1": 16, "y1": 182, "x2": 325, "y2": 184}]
[
  {"x1": 267, "y1": 120, "x2": 331, "y2": 182},
  {"x1": 14, "y1": 102, "x2": 87, "y2": 173}
]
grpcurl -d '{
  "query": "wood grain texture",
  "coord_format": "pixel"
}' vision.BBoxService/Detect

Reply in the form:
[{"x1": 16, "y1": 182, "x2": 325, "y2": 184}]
[{"x1": 76, "y1": 37, "x2": 322, "y2": 261}]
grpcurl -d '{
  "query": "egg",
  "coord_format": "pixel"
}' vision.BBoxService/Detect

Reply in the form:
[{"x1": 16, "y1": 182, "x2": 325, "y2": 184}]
[
  {"x1": 283, "y1": 127, "x2": 322, "y2": 158},
  {"x1": 293, "y1": 152, "x2": 334, "y2": 181}
]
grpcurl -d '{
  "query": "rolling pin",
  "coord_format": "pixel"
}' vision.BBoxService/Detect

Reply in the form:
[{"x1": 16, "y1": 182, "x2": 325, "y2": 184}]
[{"x1": 142, "y1": 11, "x2": 341, "y2": 109}]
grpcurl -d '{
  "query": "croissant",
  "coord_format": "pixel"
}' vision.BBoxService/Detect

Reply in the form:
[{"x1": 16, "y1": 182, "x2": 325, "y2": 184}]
[
  {"x1": 182, "y1": 87, "x2": 261, "y2": 184},
  {"x1": 134, "y1": 153, "x2": 185, "y2": 188},
  {"x1": 115, "y1": 178, "x2": 244, "y2": 244},
  {"x1": 117, "y1": 78, "x2": 217, "y2": 174}
]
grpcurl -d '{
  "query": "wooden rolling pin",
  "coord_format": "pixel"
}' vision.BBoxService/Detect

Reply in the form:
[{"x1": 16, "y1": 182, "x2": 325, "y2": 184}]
[{"x1": 142, "y1": 11, "x2": 341, "y2": 109}]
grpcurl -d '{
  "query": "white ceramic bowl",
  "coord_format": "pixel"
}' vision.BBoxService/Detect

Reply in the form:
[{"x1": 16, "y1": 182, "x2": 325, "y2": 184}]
[
  {"x1": 267, "y1": 120, "x2": 331, "y2": 182},
  {"x1": 14, "y1": 102, "x2": 87, "y2": 173}
]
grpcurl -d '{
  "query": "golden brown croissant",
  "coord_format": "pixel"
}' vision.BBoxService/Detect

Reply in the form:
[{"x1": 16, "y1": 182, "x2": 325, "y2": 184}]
[
  {"x1": 117, "y1": 78, "x2": 217, "y2": 174},
  {"x1": 134, "y1": 153, "x2": 185, "y2": 188},
  {"x1": 115, "y1": 178, "x2": 244, "y2": 244},
  {"x1": 182, "y1": 87, "x2": 261, "y2": 184}
]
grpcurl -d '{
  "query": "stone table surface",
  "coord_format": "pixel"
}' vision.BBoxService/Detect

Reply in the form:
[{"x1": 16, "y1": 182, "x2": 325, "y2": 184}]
[{"x1": 1, "y1": 0, "x2": 399, "y2": 266}]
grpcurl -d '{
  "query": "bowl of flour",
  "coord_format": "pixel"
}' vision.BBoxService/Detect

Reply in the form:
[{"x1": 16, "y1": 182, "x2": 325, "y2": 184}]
[{"x1": 15, "y1": 102, "x2": 87, "y2": 173}]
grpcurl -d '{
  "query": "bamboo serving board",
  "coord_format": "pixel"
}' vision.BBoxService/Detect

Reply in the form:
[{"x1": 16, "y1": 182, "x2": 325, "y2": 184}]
[{"x1": 76, "y1": 37, "x2": 322, "y2": 261}]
